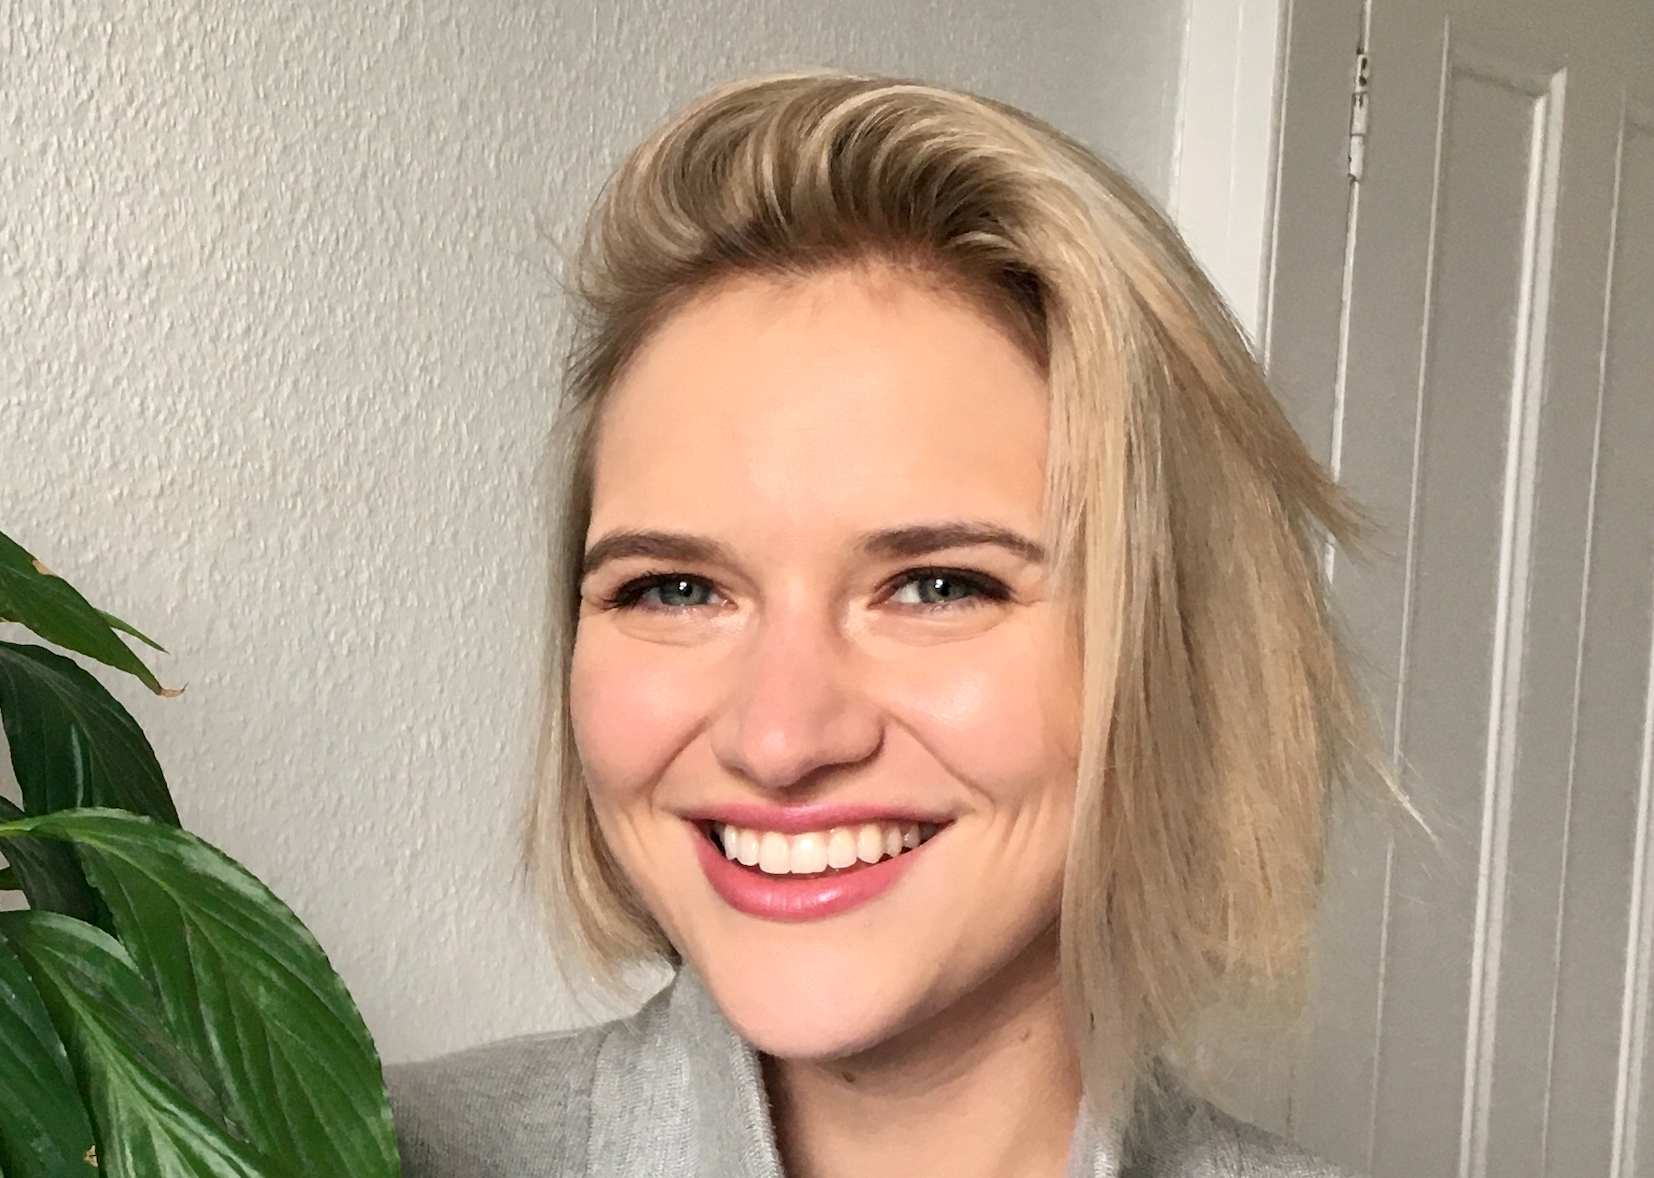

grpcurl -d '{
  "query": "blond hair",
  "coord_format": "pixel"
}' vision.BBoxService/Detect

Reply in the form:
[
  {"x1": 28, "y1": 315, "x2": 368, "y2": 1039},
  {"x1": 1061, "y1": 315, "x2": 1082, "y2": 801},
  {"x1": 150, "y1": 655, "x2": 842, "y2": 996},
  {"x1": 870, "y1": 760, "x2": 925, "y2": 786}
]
[{"x1": 523, "y1": 69, "x2": 1383, "y2": 1117}]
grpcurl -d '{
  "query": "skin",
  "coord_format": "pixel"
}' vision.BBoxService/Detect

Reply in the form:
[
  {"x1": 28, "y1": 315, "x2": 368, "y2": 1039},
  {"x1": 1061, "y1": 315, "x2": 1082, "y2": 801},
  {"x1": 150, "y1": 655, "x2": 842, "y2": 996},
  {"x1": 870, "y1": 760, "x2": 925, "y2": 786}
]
[{"x1": 570, "y1": 263, "x2": 1088, "y2": 1178}]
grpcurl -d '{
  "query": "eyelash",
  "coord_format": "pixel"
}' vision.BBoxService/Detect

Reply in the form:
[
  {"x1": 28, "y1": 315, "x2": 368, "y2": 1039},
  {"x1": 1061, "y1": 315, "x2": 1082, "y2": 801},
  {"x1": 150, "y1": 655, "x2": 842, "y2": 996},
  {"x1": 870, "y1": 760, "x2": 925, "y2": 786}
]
[{"x1": 597, "y1": 567, "x2": 1011, "y2": 614}]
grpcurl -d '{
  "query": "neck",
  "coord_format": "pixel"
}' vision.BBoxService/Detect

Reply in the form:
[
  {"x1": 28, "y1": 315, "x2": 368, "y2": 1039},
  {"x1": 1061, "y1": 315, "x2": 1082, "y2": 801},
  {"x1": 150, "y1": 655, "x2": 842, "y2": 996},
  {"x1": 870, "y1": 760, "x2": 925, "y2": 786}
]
[{"x1": 762, "y1": 926, "x2": 1088, "y2": 1178}]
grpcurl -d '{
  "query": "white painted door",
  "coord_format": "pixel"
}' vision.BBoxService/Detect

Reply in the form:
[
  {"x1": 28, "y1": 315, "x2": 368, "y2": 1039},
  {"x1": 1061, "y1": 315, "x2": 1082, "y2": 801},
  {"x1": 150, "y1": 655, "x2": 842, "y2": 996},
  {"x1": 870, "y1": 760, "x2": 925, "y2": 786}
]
[{"x1": 1260, "y1": 0, "x2": 1654, "y2": 1174}]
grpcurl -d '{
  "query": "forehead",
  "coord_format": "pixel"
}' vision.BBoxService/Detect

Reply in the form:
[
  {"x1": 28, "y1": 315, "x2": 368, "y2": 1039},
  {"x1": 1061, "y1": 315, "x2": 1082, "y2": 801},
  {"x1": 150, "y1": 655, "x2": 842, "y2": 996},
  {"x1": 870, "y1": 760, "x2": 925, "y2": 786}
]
[{"x1": 588, "y1": 267, "x2": 1051, "y2": 540}]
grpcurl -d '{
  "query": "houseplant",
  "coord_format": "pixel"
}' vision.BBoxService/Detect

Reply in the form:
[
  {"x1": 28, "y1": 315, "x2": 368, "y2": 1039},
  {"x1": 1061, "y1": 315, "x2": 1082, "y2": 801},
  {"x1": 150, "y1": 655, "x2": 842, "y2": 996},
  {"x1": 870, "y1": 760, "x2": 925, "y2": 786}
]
[{"x1": 0, "y1": 529, "x2": 399, "y2": 1177}]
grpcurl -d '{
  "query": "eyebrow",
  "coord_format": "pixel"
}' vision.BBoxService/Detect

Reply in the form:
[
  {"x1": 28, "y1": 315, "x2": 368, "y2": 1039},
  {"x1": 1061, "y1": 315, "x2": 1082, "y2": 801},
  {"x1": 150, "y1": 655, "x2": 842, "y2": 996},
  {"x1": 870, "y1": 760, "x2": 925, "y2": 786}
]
[{"x1": 580, "y1": 522, "x2": 1047, "y2": 578}]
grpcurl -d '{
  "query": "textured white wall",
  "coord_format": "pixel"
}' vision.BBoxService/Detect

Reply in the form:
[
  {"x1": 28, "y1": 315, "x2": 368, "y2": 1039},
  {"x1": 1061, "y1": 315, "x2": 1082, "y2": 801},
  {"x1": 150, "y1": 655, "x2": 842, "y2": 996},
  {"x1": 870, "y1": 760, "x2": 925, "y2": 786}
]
[{"x1": 0, "y1": 0, "x2": 1187, "y2": 1063}]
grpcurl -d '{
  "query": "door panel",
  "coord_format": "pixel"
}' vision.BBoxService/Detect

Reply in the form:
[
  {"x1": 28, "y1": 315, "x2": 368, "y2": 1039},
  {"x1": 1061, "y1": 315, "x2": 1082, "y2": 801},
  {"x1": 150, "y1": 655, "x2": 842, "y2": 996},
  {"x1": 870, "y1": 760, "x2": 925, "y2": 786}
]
[
  {"x1": 1370, "y1": 44, "x2": 1565, "y2": 1178},
  {"x1": 1265, "y1": 0, "x2": 1654, "y2": 1174},
  {"x1": 1546, "y1": 107, "x2": 1654, "y2": 1178},
  {"x1": 1617, "y1": 110, "x2": 1654, "y2": 1178}
]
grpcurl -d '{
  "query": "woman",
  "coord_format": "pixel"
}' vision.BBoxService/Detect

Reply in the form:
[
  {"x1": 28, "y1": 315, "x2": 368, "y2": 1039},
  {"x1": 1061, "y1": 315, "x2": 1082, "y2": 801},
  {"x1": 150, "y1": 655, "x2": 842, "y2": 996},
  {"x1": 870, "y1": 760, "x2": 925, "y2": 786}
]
[{"x1": 388, "y1": 70, "x2": 1378, "y2": 1178}]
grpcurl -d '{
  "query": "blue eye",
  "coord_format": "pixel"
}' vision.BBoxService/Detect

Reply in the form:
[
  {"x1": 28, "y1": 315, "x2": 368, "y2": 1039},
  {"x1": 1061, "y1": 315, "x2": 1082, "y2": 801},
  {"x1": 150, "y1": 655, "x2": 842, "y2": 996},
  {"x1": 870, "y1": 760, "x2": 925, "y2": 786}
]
[
  {"x1": 606, "y1": 574, "x2": 719, "y2": 611},
  {"x1": 887, "y1": 569, "x2": 1008, "y2": 610},
  {"x1": 600, "y1": 567, "x2": 1010, "y2": 614}
]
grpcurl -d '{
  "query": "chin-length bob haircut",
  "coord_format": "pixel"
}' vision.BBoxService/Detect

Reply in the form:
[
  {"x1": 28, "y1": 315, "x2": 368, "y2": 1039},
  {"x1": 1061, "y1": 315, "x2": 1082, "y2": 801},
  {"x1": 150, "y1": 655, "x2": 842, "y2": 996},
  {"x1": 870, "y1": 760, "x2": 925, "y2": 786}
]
[{"x1": 523, "y1": 70, "x2": 1383, "y2": 1109}]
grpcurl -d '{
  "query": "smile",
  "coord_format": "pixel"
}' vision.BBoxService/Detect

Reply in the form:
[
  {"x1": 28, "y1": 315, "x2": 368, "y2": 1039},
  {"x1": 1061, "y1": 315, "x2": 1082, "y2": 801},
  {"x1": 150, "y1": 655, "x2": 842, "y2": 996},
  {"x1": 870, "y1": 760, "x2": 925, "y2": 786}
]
[
  {"x1": 688, "y1": 816, "x2": 948, "y2": 922},
  {"x1": 707, "y1": 821, "x2": 942, "y2": 875}
]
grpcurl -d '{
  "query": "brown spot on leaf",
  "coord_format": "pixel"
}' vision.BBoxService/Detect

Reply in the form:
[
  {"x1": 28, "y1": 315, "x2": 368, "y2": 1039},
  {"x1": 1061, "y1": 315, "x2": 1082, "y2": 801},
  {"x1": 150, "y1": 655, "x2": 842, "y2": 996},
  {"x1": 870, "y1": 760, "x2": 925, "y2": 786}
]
[
  {"x1": 31, "y1": 559, "x2": 54, "y2": 576},
  {"x1": 85, "y1": 1144, "x2": 98, "y2": 1166}
]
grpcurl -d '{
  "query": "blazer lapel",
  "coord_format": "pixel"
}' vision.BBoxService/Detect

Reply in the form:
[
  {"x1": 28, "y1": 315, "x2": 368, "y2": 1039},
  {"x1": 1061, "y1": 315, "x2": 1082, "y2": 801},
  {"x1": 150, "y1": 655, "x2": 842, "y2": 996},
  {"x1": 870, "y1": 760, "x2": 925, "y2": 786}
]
[{"x1": 584, "y1": 966, "x2": 785, "y2": 1178}]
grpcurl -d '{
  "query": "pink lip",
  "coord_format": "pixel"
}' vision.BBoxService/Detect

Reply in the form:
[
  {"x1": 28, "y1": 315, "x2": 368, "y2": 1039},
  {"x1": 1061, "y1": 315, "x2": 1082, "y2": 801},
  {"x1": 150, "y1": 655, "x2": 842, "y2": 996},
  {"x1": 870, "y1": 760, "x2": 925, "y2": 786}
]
[
  {"x1": 679, "y1": 801, "x2": 951, "y2": 835},
  {"x1": 689, "y1": 822, "x2": 937, "y2": 922}
]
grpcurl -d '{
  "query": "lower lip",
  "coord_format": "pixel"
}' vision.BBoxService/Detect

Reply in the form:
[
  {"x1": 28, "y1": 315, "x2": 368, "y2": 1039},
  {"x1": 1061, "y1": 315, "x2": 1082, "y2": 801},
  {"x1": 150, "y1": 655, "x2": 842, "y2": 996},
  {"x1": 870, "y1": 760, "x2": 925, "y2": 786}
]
[{"x1": 691, "y1": 827, "x2": 930, "y2": 922}]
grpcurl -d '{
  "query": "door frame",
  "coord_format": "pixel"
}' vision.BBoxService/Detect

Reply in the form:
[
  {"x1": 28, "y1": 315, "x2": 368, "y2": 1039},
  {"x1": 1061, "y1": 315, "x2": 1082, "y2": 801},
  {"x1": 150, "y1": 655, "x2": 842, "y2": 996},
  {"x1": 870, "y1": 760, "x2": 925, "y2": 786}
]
[{"x1": 1171, "y1": 0, "x2": 1295, "y2": 346}]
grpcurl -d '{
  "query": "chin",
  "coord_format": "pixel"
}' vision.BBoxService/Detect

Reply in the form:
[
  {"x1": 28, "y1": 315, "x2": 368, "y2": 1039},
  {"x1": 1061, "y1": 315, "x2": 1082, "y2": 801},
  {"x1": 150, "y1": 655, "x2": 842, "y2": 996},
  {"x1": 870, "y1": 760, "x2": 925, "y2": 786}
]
[{"x1": 690, "y1": 935, "x2": 940, "y2": 1062}]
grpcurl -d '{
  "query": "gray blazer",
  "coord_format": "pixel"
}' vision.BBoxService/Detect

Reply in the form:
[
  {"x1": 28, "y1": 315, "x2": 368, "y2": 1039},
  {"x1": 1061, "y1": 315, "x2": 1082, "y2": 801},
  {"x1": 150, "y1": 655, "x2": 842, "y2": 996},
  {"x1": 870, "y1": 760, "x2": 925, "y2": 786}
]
[{"x1": 386, "y1": 967, "x2": 1353, "y2": 1177}]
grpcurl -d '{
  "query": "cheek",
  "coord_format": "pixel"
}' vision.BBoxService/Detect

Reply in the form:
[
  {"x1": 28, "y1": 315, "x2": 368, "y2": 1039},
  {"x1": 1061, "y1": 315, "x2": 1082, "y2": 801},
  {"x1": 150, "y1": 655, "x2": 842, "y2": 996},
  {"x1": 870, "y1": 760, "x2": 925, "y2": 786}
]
[
  {"x1": 889, "y1": 627, "x2": 1081, "y2": 804},
  {"x1": 569, "y1": 629, "x2": 703, "y2": 808}
]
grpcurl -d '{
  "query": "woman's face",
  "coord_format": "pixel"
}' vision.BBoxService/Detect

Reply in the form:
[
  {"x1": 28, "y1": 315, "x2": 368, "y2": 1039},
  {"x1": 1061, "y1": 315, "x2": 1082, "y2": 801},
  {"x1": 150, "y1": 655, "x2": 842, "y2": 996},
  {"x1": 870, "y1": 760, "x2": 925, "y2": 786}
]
[{"x1": 571, "y1": 264, "x2": 1082, "y2": 1061}]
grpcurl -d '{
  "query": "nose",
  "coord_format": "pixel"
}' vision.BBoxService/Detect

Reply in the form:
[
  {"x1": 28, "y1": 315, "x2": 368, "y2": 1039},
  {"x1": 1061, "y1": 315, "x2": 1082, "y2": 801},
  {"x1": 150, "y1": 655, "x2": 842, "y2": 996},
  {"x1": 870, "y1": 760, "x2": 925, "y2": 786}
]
[{"x1": 708, "y1": 601, "x2": 883, "y2": 793}]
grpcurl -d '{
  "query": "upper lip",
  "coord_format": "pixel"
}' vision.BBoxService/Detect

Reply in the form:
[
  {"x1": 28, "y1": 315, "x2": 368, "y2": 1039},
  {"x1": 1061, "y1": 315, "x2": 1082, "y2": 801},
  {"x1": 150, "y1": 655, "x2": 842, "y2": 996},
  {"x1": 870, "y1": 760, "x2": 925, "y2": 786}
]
[{"x1": 678, "y1": 801, "x2": 955, "y2": 835}]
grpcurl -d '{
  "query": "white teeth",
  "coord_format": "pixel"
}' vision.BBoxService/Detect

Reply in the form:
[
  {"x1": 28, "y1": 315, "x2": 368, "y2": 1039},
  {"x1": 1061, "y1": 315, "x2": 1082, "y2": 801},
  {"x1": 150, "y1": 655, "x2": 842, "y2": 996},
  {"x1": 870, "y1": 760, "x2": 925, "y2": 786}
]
[
  {"x1": 856, "y1": 824, "x2": 884, "y2": 864},
  {"x1": 714, "y1": 821, "x2": 938, "y2": 876},
  {"x1": 789, "y1": 831, "x2": 828, "y2": 874},
  {"x1": 826, "y1": 827, "x2": 859, "y2": 869},
  {"x1": 758, "y1": 831, "x2": 790, "y2": 874}
]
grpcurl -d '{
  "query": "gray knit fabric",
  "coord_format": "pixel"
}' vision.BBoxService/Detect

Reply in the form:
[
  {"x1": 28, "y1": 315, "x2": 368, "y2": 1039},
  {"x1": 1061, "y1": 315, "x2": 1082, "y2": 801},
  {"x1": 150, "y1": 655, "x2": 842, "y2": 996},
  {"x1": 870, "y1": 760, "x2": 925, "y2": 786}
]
[{"x1": 387, "y1": 967, "x2": 1355, "y2": 1177}]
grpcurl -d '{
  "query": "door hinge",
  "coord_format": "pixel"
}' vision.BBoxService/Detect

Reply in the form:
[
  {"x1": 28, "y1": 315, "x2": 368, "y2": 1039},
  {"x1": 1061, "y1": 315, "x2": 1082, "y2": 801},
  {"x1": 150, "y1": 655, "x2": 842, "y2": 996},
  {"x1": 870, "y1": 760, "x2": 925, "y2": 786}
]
[{"x1": 1349, "y1": 51, "x2": 1371, "y2": 181}]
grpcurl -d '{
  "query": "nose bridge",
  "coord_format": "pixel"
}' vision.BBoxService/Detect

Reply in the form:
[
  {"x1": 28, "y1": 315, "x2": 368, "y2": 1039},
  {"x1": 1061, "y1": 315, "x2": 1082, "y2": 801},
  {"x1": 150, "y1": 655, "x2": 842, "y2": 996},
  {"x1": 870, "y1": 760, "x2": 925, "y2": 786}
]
[{"x1": 710, "y1": 592, "x2": 882, "y2": 792}]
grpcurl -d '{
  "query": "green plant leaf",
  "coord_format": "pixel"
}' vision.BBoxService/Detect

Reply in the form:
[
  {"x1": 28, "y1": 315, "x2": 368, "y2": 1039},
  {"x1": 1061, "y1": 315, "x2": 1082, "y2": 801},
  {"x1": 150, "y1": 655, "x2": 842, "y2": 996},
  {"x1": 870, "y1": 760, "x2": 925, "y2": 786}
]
[
  {"x1": 0, "y1": 798, "x2": 106, "y2": 929},
  {"x1": 95, "y1": 611, "x2": 165, "y2": 654},
  {"x1": 0, "y1": 864, "x2": 17, "y2": 890},
  {"x1": 0, "y1": 534, "x2": 172, "y2": 697},
  {"x1": 0, "y1": 810, "x2": 400, "y2": 1178},
  {"x1": 0, "y1": 923, "x2": 98, "y2": 1178},
  {"x1": 0, "y1": 910, "x2": 281, "y2": 1178},
  {"x1": 0, "y1": 643, "x2": 179, "y2": 825}
]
